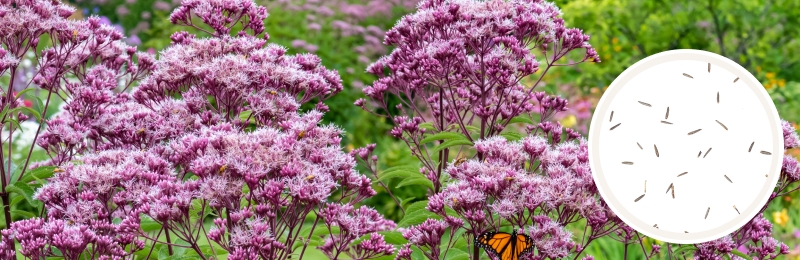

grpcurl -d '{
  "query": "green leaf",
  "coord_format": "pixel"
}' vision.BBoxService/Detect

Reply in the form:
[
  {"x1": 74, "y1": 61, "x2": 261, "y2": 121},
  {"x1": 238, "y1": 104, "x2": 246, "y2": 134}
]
[
  {"x1": 420, "y1": 132, "x2": 470, "y2": 144},
  {"x1": 18, "y1": 166, "x2": 57, "y2": 184},
  {"x1": 32, "y1": 97, "x2": 45, "y2": 117},
  {"x1": 11, "y1": 210, "x2": 36, "y2": 219},
  {"x1": 140, "y1": 219, "x2": 163, "y2": 232},
  {"x1": 500, "y1": 132, "x2": 524, "y2": 141},
  {"x1": 507, "y1": 115, "x2": 535, "y2": 125},
  {"x1": 431, "y1": 139, "x2": 473, "y2": 154},
  {"x1": 5, "y1": 118, "x2": 21, "y2": 132},
  {"x1": 730, "y1": 249, "x2": 750, "y2": 259},
  {"x1": 397, "y1": 209, "x2": 440, "y2": 227},
  {"x1": 14, "y1": 88, "x2": 37, "y2": 100},
  {"x1": 443, "y1": 248, "x2": 469, "y2": 260},
  {"x1": 672, "y1": 245, "x2": 697, "y2": 257},
  {"x1": 400, "y1": 197, "x2": 416, "y2": 209},
  {"x1": 8, "y1": 182, "x2": 37, "y2": 207},
  {"x1": 378, "y1": 169, "x2": 418, "y2": 183},
  {"x1": 9, "y1": 195, "x2": 24, "y2": 207},
  {"x1": 404, "y1": 200, "x2": 431, "y2": 217},
  {"x1": 378, "y1": 231, "x2": 408, "y2": 245},
  {"x1": 396, "y1": 176, "x2": 434, "y2": 190},
  {"x1": 419, "y1": 122, "x2": 435, "y2": 131},
  {"x1": 6, "y1": 106, "x2": 42, "y2": 122},
  {"x1": 198, "y1": 244, "x2": 227, "y2": 257}
]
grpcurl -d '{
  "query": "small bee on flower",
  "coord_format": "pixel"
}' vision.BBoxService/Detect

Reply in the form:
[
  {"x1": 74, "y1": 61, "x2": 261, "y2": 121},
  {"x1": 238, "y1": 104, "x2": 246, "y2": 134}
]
[
  {"x1": 452, "y1": 198, "x2": 458, "y2": 205},
  {"x1": 219, "y1": 164, "x2": 227, "y2": 174},
  {"x1": 137, "y1": 128, "x2": 145, "y2": 134},
  {"x1": 298, "y1": 130, "x2": 306, "y2": 139},
  {"x1": 72, "y1": 30, "x2": 78, "y2": 40},
  {"x1": 269, "y1": 90, "x2": 277, "y2": 95},
  {"x1": 54, "y1": 168, "x2": 65, "y2": 173},
  {"x1": 454, "y1": 157, "x2": 466, "y2": 166},
  {"x1": 304, "y1": 175, "x2": 314, "y2": 181}
]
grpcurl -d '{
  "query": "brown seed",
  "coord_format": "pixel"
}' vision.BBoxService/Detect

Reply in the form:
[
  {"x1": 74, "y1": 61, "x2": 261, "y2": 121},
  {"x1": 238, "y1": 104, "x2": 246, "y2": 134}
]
[
  {"x1": 610, "y1": 111, "x2": 614, "y2": 122},
  {"x1": 761, "y1": 151, "x2": 772, "y2": 155},
  {"x1": 704, "y1": 147, "x2": 712, "y2": 158},
  {"x1": 661, "y1": 121, "x2": 673, "y2": 124},
  {"x1": 610, "y1": 123, "x2": 621, "y2": 130},
  {"x1": 672, "y1": 186, "x2": 675, "y2": 198},
  {"x1": 644, "y1": 180, "x2": 647, "y2": 193},
  {"x1": 654, "y1": 144, "x2": 659, "y2": 157},
  {"x1": 653, "y1": 224, "x2": 658, "y2": 228},
  {"x1": 688, "y1": 129, "x2": 702, "y2": 135},
  {"x1": 708, "y1": 63, "x2": 711, "y2": 72},
  {"x1": 665, "y1": 183, "x2": 674, "y2": 194},
  {"x1": 638, "y1": 101, "x2": 652, "y2": 107},
  {"x1": 635, "y1": 194, "x2": 645, "y2": 202},
  {"x1": 733, "y1": 205, "x2": 740, "y2": 215},
  {"x1": 622, "y1": 161, "x2": 634, "y2": 165},
  {"x1": 715, "y1": 120, "x2": 728, "y2": 130},
  {"x1": 734, "y1": 77, "x2": 739, "y2": 83},
  {"x1": 678, "y1": 172, "x2": 688, "y2": 177},
  {"x1": 665, "y1": 107, "x2": 669, "y2": 119},
  {"x1": 705, "y1": 207, "x2": 710, "y2": 219},
  {"x1": 637, "y1": 142, "x2": 643, "y2": 150},
  {"x1": 697, "y1": 151, "x2": 702, "y2": 158},
  {"x1": 749, "y1": 142, "x2": 755, "y2": 152},
  {"x1": 724, "y1": 175, "x2": 732, "y2": 183},
  {"x1": 717, "y1": 92, "x2": 720, "y2": 104},
  {"x1": 683, "y1": 73, "x2": 693, "y2": 79},
  {"x1": 685, "y1": 231, "x2": 689, "y2": 233}
]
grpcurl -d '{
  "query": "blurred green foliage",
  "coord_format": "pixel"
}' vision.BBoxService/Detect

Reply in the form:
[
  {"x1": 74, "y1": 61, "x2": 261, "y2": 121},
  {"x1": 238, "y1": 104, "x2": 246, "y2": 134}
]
[{"x1": 552, "y1": 0, "x2": 800, "y2": 122}]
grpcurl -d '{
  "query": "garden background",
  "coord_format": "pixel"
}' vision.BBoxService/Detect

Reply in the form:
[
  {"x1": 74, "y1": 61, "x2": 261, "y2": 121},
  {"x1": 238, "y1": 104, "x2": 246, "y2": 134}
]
[{"x1": 2, "y1": 0, "x2": 799, "y2": 258}]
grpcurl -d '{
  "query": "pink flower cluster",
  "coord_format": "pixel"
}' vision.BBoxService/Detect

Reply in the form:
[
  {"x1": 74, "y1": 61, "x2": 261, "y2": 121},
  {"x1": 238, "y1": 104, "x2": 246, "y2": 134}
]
[
  {"x1": 399, "y1": 135, "x2": 619, "y2": 259},
  {"x1": 1, "y1": 0, "x2": 394, "y2": 259}
]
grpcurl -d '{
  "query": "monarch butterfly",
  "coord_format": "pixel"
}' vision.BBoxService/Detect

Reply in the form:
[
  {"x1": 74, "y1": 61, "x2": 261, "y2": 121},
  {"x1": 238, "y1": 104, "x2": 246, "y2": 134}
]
[{"x1": 475, "y1": 230, "x2": 533, "y2": 260}]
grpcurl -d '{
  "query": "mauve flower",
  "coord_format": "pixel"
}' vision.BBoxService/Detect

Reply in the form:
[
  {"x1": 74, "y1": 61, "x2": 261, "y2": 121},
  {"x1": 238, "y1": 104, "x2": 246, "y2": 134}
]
[{"x1": 783, "y1": 120, "x2": 799, "y2": 149}]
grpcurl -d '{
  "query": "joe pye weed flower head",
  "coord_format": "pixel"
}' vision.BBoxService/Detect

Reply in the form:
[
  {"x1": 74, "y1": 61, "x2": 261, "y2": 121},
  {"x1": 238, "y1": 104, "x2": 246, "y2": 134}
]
[{"x1": 0, "y1": 0, "x2": 395, "y2": 259}]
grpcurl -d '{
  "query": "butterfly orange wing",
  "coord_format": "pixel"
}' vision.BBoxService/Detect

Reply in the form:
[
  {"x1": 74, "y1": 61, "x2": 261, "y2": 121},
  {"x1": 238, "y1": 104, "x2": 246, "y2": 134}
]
[
  {"x1": 515, "y1": 233, "x2": 534, "y2": 259},
  {"x1": 475, "y1": 232, "x2": 513, "y2": 260}
]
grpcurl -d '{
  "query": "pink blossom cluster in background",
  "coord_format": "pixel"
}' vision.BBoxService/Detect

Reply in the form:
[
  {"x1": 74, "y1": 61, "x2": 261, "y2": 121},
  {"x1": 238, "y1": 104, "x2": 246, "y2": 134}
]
[{"x1": 268, "y1": 0, "x2": 419, "y2": 64}]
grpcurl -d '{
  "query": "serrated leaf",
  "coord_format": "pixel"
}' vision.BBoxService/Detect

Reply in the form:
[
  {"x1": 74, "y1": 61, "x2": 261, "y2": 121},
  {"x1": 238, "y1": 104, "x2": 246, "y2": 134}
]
[
  {"x1": 18, "y1": 166, "x2": 57, "y2": 184},
  {"x1": 431, "y1": 139, "x2": 473, "y2": 154},
  {"x1": 8, "y1": 182, "x2": 36, "y2": 207},
  {"x1": 397, "y1": 209, "x2": 440, "y2": 227},
  {"x1": 404, "y1": 200, "x2": 429, "y2": 215},
  {"x1": 396, "y1": 176, "x2": 434, "y2": 190},
  {"x1": 11, "y1": 210, "x2": 36, "y2": 219},
  {"x1": 420, "y1": 132, "x2": 470, "y2": 144}
]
